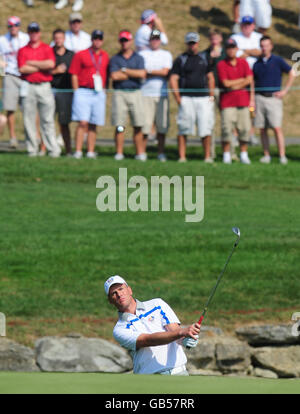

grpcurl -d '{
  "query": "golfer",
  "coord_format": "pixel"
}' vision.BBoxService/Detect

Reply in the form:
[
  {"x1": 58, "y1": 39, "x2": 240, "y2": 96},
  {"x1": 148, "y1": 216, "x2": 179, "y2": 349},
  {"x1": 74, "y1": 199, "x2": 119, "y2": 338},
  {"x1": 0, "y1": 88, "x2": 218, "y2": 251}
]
[{"x1": 104, "y1": 275, "x2": 200, "y2": 375}]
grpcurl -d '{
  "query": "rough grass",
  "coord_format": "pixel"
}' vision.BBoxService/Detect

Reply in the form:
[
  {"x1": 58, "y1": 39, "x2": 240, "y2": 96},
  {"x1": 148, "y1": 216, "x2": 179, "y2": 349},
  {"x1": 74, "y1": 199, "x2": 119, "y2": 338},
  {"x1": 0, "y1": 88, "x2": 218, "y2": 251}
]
[
  {"x1": 0, "y1": 0, "x2": 300, "y2": 139},
  {"x1": 0, "y1": 145, "x2": 300, "y2": 346}
]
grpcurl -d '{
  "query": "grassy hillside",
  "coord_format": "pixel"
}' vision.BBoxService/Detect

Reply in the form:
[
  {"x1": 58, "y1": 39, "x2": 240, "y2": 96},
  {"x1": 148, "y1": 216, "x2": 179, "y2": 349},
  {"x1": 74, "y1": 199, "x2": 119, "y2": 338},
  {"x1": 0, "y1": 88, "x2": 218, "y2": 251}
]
[{"x1": 0, "y1": 0, "x2": 300, "y2": 139}]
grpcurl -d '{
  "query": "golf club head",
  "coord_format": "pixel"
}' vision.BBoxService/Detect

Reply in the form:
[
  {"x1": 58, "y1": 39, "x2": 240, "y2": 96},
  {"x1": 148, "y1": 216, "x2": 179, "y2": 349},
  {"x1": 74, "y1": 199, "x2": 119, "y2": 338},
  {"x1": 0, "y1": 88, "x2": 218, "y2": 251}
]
[{"x1": 232, "y1": 227, "x2": 241, "y2": 245}]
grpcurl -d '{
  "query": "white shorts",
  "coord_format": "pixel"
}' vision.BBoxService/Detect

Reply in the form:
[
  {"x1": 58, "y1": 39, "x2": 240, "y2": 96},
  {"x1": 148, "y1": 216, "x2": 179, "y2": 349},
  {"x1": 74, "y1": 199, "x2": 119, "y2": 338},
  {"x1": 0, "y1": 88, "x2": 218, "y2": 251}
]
[
  {"x1": 240, "y1": 0, "x2": 272, "y2": 29},
  {"x1": 72, "y1": 88, "x2": 106, "y2": 126},
  {"x1": 177, "y1": 96, "x2": 215, "y2": 137}
]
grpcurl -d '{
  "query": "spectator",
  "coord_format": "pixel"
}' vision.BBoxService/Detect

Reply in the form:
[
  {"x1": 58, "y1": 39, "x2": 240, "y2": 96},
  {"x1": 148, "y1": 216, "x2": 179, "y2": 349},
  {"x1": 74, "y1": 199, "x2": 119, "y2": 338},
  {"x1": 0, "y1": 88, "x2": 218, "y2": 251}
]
[
  {"x1": 169, "y1": 32, "x2": 215, "y2": 163},
  {"x1": 64, "y1": 13, "x2": 91, "y2": 53},
  {"x1": 240, "y1": 0, "x2": 272, "y2": 35},
  {"x1": 55, "y1": 0, "x2": 84, "y2": 11},
  {"x1": 253, "y1": 36, "x2": 296, "y2": 165},
  {"x1": 24, "y1": 0, "x2": 34, "y2": 6},
  {"x1": 18, "y1": 22, "x2": 61, "y2": 158},
  {"x1": 110, "y1": 30, "x2": 146, "y2": 161},
  {"x1": 0, "y1": 16, "x2": 29, "y2": 148},
  {"x1": 135, "y1": 9, "x2": 168, "y2": 52},
  {"x1": 139, "y1": 30, "x2": 173, "y2": 162},
  {"x1": 217, "y1": 38, "x2": 254, "y2": 164},
  {"x1": 202, "y1": 29, "x2": 227, "y2": 160},
  {"x1": 232, "y1": 1, "x2": 241, "y2": 34},
  {"x1": 231, "y1": 16, "x2": 262, "y2": 70},
  {"x1": 69, "y1": 30, "x2": 109, "y2": 159},
  {"x1": 51, "y1": 29, "x2": 74, "y2": 156}
]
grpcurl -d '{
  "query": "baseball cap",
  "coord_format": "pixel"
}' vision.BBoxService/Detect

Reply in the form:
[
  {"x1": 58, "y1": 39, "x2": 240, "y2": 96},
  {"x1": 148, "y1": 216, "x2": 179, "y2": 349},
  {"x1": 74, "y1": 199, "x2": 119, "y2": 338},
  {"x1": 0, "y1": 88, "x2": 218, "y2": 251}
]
[
  {"x1": 8, "y1": 16, "x2": 21, "y2": 27},
  {"x1": 91, "y1": 30, "x2": 104, "y2": 40},
  {"x1": 141, "y1": 9, "x2": 157, "y2": 24},
  {"x1": 104, "y1": 275, "x2": 128, "y2": 295},
  {"x1": 69, "y1": 12, "x2": 83, "y2": 22},
  {"x1": 241, "y1": 15, "x2": 255, "y2": 25},
  {"x1": 150, "y1": 29, "x2": 161, "y2": 40},
  {"x1": 225, "y1": 38, "x2": 238, "y2": 48},
  {"x1": 118, "y1": 30, "x2": 133, "y2": 41},
  {"x1": 27, "y1": 22, "x2": 40, "y2": 32},
  {"x1": 185, "y1": 32, "x2": 200, "y2": 44}
]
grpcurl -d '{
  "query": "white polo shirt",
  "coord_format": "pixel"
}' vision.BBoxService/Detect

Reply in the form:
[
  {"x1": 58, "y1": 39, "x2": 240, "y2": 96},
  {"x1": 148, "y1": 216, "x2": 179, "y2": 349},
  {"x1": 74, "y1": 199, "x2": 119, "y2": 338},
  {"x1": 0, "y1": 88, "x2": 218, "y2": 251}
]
[
  {"x1": 64, "y1": 30, "x2": 91, "y2": 53},
  {"x1": 113, "y1": 298, "x2": 187, "y2": 374},
  {"x1": 139, "y1": 48, "x2": 173, "y2": 97},
  {"x1": 135, "y1": 25, "x2": 168, "y2": 52},
  {"x1": 0, "y1": 31, "x2": 29, "y2": 76},
  {"x1": 231, "y1": 31, "x2": 262, "y2": 69}
]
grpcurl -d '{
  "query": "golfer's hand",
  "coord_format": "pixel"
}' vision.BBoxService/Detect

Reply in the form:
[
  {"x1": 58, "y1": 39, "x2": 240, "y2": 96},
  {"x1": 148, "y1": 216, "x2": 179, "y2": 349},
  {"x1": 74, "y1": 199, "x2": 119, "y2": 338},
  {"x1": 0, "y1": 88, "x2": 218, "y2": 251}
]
[
  {"x1": 183, "y1": 335, "x2": 199, "y2": 349},
  {"x1": 182, "y1": 323, "x2": 201, "y2": 340}
]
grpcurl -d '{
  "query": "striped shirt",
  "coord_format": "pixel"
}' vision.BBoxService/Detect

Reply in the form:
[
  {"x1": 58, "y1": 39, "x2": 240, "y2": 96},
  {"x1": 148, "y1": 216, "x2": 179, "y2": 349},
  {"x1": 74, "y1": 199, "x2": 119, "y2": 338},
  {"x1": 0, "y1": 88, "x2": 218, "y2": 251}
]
[{"x1": 113, "y1": 298, "x2": 187, "y2": 374}]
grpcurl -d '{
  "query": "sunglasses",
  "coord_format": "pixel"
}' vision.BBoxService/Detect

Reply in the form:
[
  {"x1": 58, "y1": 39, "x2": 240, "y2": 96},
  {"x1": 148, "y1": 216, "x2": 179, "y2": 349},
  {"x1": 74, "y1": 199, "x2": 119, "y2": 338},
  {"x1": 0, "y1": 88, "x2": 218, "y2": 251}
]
[
  {"x1": 28, "y1": 29, "x2": 40, "y2": 33},
  {"x1": 119, "y1": 38, "x2": 130, "y2": 43},
  {"x1": 71, "y1": 20, "x2": 82, "y2": 24},
  {"x1": 8, "y1": 23, "x2": 20, "y2": 28},
  {"x1": 92, "y1": 35, "x2": 103, "y2": 40}
]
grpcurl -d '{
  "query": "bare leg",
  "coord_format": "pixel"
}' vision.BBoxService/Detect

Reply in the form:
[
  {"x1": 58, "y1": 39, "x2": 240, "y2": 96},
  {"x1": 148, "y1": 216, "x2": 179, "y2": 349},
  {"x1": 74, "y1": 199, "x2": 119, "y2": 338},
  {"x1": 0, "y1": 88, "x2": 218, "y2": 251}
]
[
  {"x1": 202, "y1": 135, "x2": 211, "y2": 159},
  {"x1": 115, "y1": 128, "x2": 125, "y2": 155},
  {"x1": 260, "y1": 128, "x2": 270, "y2": 156},
  {"x1": 143, "y1": 134, "x2": 148, "y2": 153},
  {"x1": 75, "y1": 121, "x2": 88, "y2": 152},
  {"x1": 273, "y1": 127, "x2": 286, "y2": 158},
  {"x1": 133, "y1": 127, "x2": 144, "y2": 155},
  {"x1": 87, "y1": 124, "x2": 97, "y2": 153},
  {"x1": 7, "y1": 111, "x2": 16, "y2": 139},
  {"x1": 178, "y1": 134, "x2": 187, "y2": 160}
]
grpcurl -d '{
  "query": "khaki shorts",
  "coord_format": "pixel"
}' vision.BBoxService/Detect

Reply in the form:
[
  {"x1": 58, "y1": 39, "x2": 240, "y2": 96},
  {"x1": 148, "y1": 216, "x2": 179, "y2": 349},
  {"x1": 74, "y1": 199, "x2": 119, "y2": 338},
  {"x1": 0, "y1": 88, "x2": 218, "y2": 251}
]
[
  {"x1": 55, "y1": 91, "x2": 73, "y2": 125},
  {"x1": 177, "y1": 96, "x2": 215, "y2": 137},
  {"x1": 2, "y1": 74, "x2": 22, "y2": 111},
  {"x1": 142, "y1": 96, "x2": 169, "y2": 135},
  {"x1": 221, "y1": 107, "x2": 251, "y2": 143},
  {"x1": 111, "y1": 90, "x2": 144, "y2": 127},
  {"x1": 254, "y1": 94, "x2": 283, "y2": 129}
]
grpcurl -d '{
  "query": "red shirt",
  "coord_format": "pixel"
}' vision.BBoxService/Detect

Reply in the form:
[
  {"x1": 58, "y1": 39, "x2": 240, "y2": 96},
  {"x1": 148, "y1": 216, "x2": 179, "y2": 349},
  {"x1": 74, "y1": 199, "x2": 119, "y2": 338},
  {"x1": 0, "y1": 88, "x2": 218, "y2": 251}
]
[
  {"x1": 217, "y1": 58, "x2": 253, "y2": 109},
  {"x1": 18, "y1": 42, "x2": 55, "y2": 83},
  {"x1": 69, "y1": 48, "x2": 109, "y2": 89}
]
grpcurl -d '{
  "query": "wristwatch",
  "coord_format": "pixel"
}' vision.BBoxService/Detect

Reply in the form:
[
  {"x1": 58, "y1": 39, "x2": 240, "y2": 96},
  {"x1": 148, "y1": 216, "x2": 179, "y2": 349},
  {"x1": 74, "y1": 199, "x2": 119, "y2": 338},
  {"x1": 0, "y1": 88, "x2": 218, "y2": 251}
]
[{"x1": 121, "y1": 67, "x2": 127, "y2": 73}]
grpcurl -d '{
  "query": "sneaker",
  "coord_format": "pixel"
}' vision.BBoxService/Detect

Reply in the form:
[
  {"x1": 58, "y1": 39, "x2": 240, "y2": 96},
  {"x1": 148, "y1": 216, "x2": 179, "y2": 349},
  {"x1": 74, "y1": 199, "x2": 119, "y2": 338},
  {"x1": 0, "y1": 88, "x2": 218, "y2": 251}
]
[
  {"x1": 73, "y1": 151, "x2": 83, "y2": 159},
  {"x1": 72, "y1": 0, "x2": 83, "y2": 11},
  {"x1": 114, "y1": 153, "x2": 124, "y2": 161},
  {"x1": 178, "y1": 158, "x2": 187, "y2": 163},
  {"x1": 38, "y1": 150, "x2": 46, "y2": 157},
  {"x1": 86, "y1": 151, "x2": 97, "y2": 159},
  {"x1": 55, "y1": 0, "x2": 68, "y2": 9},
  {"x1": 280, "y1": 156, "x2": 288, "y2": 165},
  {"x1": 28, "y1": 152, "x2": 38, "y2": 157},
  {"x1": 223, "y1": 152, "x2": 232, "y2": 164},
  {"x1": 240, "y1": 152, "x2": 251, "y2": 164},
  {"x1": 157, "y1": 153, "x2": 167, "y2": 162},
  {"x1": 49, "y1": 153, "x2": 61, "y2": 159},
  {"x1": 204, "y1": 157, "x2": 214, "y2": 164},
  {"x1": 135, "y1": 153, "x2": 147, "y2": 161},
  {"x1": 9, "y1": 138, "x2": 18, "y2": 149},
  {"x1": 260, "y1": 155, "x2": 271, "y2": 164}
]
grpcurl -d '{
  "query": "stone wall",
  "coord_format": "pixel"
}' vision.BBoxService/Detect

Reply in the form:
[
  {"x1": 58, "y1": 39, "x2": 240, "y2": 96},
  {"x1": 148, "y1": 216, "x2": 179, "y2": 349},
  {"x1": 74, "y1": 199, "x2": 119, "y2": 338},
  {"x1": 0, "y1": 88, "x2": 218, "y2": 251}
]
[{"x1": 0, "y1": 325, "x2": 299, "y2": 378}]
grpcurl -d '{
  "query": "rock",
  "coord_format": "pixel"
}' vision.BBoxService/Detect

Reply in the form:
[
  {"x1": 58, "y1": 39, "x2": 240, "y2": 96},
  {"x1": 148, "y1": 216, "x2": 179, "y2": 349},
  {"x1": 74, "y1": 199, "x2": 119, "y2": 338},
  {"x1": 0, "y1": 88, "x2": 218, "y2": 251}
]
[
  {"x1": 35, "y1": 336, "x2": 132, "y2": 373},
  {"x1": 236, "y1": 325, "x2": 299, "y2": 346},
  {"x1": 253, "y1": 367, "x2": 278, "y2": 379},
  {"x1": 252, "y1": 346, "x2": 300, "y2": 378},
  {"x1": 199, "y1": 326, "x2": 223, "y2": 338},
  {"x1": 215, "y1": 338, "x2": 251, "y2": 374},
  {"x1": 188, "y1": 368, "x2": 223, "y2": 376},
  {"x1": 0, "y1": 338, "x2": 39, "y2": 371},
  {"x1": 186, "y1": 339, "x2": 217, "y2": 371}
]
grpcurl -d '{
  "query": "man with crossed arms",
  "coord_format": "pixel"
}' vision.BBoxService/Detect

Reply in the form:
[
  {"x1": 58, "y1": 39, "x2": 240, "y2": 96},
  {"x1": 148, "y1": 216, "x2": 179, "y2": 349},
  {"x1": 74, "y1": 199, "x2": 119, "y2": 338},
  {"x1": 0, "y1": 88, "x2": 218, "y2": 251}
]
[{"x1": 105, "y1": 275, "x2": 200, "y2": 375}]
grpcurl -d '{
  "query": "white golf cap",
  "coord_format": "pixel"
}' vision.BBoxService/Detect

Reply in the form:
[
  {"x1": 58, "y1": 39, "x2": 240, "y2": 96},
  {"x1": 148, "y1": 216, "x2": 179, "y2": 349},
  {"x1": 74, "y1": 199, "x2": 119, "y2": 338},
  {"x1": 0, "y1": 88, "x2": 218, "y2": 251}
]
[{"x1": 104, "y1": 275, "x2": 128, "y2": 295}]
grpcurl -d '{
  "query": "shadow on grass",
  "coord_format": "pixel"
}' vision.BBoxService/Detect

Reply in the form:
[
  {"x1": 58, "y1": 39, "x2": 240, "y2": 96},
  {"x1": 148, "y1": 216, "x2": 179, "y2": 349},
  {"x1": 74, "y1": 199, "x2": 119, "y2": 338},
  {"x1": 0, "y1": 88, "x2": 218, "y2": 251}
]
[
  {"x1": 190, "y1": 6, "x2": 232, "y2": 38},
  {"x1": 274, "y1": 23, "x2": 300, "y2": 43},
  {"x1": 273, "y1": 42, "x2": 299, "y2": 60},
  {"x1": 272, "y1": 7, "x2": 299, "y2": 26}
]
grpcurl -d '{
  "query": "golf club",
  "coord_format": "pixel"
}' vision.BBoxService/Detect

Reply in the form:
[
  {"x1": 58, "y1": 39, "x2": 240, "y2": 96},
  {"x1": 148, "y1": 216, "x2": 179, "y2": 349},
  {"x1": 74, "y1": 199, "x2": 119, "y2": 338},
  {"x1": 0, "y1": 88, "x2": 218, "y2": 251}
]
[{"x1": 187, "y1": 227, "x2": 240, "y2": 348}]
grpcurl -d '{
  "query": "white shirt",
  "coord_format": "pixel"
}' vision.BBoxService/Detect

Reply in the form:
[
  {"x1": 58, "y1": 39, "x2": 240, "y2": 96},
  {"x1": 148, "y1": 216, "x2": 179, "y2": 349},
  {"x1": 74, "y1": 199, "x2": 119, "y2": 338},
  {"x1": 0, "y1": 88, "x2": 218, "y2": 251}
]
[
  {"x1": 139, "y1": 48, "x2": 173, "y2": 97},
  {"x1": 64, "y1": 30, "x2": 91, "y2": 53},
  {"x1": 113, "y1": 298, "x2": 187, "y2": 374},
  {"x1": 0, "y1": 31, "x2": 29, "y2": 76},
  {"x1": 135, "y1": 24, "x2": 168, "y2": 52},
  {"x1": 231, "y1": 31, "x2": 262, "y2": 69}
]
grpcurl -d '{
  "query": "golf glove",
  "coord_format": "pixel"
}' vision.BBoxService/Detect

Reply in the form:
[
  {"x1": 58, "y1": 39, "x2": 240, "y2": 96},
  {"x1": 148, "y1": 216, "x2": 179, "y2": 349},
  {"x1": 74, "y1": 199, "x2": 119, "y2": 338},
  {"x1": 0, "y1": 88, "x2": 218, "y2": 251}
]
[{"x1": 183, "y1": 335, "x2": 199, "y2": 349}]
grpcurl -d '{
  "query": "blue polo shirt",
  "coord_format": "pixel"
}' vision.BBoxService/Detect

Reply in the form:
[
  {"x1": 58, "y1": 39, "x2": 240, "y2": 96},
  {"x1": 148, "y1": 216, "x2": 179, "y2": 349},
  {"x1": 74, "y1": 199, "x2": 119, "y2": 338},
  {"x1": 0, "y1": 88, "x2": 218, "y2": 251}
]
[
  {"x1": 109, "y1": 51, "x2": 145, "y2": 90},
  {"x1": 253, "y1": 54, "x2": 291, "y2": 93}
]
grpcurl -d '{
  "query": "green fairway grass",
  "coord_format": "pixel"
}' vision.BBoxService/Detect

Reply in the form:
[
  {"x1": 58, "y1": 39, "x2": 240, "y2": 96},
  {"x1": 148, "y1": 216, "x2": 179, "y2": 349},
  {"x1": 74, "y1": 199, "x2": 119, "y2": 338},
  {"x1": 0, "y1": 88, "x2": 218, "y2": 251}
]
[
  {"x1": 0, "y1": 145, "x2": 300, "y2": 345},
  {"x1": 0, "y1": 372, "x2": 299, "y2": 394}
]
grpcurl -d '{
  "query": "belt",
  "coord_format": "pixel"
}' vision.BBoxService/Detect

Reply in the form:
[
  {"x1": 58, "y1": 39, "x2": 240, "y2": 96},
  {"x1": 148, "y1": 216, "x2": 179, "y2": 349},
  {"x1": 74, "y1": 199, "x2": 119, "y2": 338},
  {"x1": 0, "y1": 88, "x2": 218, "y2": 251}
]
[
  {"x1": 257, "y1": 92, "x2": 274, "y2": 98},
  {"x1": 159, "y1": 365, "x2": 187, "y2": 375},
  {"x1": 6, "y1": 73, "x2": 21, "y2": 78},
  {"x1": 79, "y1": 86, "x2": 94, "y2": 89}
]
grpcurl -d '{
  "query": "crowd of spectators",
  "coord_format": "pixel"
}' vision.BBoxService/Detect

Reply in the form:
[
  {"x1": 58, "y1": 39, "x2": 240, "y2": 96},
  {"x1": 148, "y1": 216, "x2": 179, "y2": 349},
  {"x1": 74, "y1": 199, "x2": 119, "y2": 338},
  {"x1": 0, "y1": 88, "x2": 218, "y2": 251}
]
[{"x1": 0, "y1": 5, "x2": 297, "y2": 164}]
